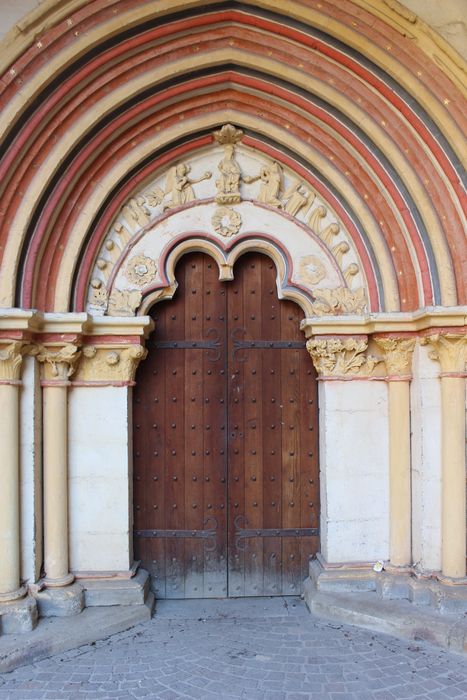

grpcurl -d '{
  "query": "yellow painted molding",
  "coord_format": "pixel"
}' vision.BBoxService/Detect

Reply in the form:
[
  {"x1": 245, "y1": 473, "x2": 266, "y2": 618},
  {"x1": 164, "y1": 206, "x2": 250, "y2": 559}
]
[
  {"x1": 301, "y1": 306, "x2": 467, "y2": 337},
  {"x1": 83, "y1": 315, "x2": 154, "y2": 338},
  {"x1": 0, "y1": 308, "x2": 39, "y2": 332}
]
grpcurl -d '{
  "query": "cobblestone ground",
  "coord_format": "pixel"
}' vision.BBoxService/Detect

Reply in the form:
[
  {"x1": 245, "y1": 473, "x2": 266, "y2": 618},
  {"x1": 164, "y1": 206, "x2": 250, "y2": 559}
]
[{"x1": 0, "y1": 597, "x2": 466, "y2": 699}]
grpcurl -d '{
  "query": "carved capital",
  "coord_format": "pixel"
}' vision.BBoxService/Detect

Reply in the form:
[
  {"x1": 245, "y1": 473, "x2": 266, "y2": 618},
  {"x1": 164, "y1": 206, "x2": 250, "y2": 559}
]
[
  {"x1": 36, "y1": 343, "x2": 81, "y2": 381},
  {"x1": 306, "y1": 336, "x2": 383, "y2": 378},
  {"x1": 421, "y1": 333, "x2": 467, "y2": 375},
  {"x1": 374, "y1": 337, "x2": 415, "y2": 377},
  {"x1": 0, "y1": 341, "x2": 27, "y2": 381},
  {"x1": 74, "y1": 344, "x2": 147, "y2": 383}
]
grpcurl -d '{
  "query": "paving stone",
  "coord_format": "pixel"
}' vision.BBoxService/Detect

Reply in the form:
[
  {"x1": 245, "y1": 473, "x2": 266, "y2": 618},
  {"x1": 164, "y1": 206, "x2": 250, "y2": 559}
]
[{"x1": 0, "y1": 597, "x2": 466, "y2": 699}]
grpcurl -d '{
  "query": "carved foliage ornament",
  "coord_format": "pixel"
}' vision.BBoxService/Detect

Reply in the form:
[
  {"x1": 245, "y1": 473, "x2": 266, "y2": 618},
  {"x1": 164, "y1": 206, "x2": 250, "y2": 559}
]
[
  {"x1": 421, "y1": 333, "x2": 467, "y2": 374},
  {"x1": 0, "y1": 341, "x2": 27, "y2": 381},
  {"x1": 75, "y1": 345, "x2": 147, "y2": 383},
  {"x1": 107, "y1": 288, "x2": 142, "y2": 317},
  {"x1": 309, "y1": 287, "x2": 367, "y2": 316},
  {"x1": 374, "y1": 337, "x2": 415, "y2": 376},
  {"x1": 36, "y1": 343, "x2": 81, "y2": 381},
  {"x1": 306, "y1": 337, "x2": 382, "y2": 377}
]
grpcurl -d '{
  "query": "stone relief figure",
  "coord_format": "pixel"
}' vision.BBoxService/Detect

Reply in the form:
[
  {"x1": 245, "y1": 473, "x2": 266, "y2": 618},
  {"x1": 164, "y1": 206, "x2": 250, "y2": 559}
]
[
  {"x1": 164, "y1": 163, "x2": 212, "y2": 209},
  {"x1": 146, "y1": 163, "x2": 211, "y2": 209},
  {"x1": 216, "y1": 144, "x2": 242, "y2": 204},
  {"x1": 282, "y1": 181, "x2": 313, "y2": 216},
  {"x1": 213, "y1": 123, "x2": 244, "y2": 204},
  {"x1": 245, "y1": 161, "x2": 283, "y2": 207}
]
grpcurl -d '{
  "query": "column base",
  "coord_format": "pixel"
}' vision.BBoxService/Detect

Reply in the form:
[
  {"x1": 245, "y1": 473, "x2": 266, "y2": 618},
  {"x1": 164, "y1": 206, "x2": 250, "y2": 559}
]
[
  {"x1": 0, "y1": 595, "x2": 38, "y2": 634},
  {"x1": 42, "y1": 572, "x2": 75, "y2": 588},
  {"x1": 31, "y1": 582, "x2": 84, "y2": 618},
  {"x1": 0, "y1": 585, "x2": 27, "y2": 603},
  {"x1": 80, "y1": 569, "x2": 150, "y2": 607}
]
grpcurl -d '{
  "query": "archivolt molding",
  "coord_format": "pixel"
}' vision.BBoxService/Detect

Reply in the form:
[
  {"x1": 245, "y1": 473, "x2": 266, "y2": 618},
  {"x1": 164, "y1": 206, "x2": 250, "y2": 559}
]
[{"x1": 0, "y1": 1, "x2": 464, "y2": 316}]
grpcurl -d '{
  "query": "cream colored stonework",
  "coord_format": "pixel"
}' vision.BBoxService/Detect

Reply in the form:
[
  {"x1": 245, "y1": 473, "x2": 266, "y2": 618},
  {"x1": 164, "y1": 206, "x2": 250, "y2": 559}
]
[
  {"x1": 374, "y1": 337, "x2": 416, "y2": 377},
  {"x1": 0, "y1": 342, "x2": 26, "y2": 382},
  {"x1": 74, "y1": 345, "x2": 147, "y2": 383},
  {"x1": 421, "y1": 332, "x2": 467, "y2": 374},
  {"x1": 36, "y1": 344, "x2": 81, "y2": 382},
  {"x1": 306, "y1": 336, "x2": 383, "y2": 378}
]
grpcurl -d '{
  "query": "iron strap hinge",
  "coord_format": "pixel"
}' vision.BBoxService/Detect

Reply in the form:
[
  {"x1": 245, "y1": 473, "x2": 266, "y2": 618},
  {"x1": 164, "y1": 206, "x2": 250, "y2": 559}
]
[
  {"x1": 236, "y1": 527, "x2": 319, "y2": 539},
  {"x1": 233, "y1": 340, "x2": 304, "y2": 350},
  {"x1": 134, "y1": 517, "x2": 218, "y2": 551}
]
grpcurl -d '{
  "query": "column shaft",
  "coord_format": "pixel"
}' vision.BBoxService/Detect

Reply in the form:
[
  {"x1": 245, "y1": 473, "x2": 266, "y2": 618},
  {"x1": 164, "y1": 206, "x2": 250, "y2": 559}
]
[
  {"x1": 0, "y1": 384, "x2": 25, "y2": 599},
  {"x1": 441, "y1": 376, "x2": 466, "y2": 578},
  {"x1": 43, "y1": 385, "x2": 73, "y2": 585},
  {"x1": 388, "y1": 380, "x2": 411, "y2": 566}
]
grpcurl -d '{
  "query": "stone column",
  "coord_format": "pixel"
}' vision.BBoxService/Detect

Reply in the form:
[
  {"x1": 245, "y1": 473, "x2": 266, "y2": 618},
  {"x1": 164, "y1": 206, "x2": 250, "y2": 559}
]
[
  {"x1": 375, "y1": 337, "x2": 415, "y2": 568},
  {"x1": 37, "y1": 344, "x2": 81, "y2": 588},
  {"x1": 0, "y1": 342, "x2": 27, "y2": 602},
  {"x1": 422, "y1": 333, "x2": 467, "y2": 580}
]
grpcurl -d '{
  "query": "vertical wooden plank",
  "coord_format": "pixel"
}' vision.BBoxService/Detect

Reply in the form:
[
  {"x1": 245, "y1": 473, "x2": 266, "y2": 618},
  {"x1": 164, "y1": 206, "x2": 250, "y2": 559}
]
[
  {"x1": 201, "y1": 257, "x2": 228, "y2": 597},
  {"x1": 163, "y1": 260, "x2": 187, "y2": 599},
  {"x1": 280, "y1": 302, "x2": 301, "y2": 595},
  {"x1": 227, "y1": 266, "x2": 245, "y2": 597},
  {"x1": 183, "y1": 256, "x2": 204, "y2": 598},
  {"x1": 260, "y1": 257, "x2": 282, "y2": 595},
  {"x1": 241, "y1": 255, "x2": 264, "y2": 596}
]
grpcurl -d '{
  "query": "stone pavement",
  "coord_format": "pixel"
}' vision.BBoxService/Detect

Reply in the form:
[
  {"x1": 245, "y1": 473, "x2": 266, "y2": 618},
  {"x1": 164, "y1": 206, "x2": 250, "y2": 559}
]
[{"x1": 0, "y1": 597, "x2": 466, "y2": 699}]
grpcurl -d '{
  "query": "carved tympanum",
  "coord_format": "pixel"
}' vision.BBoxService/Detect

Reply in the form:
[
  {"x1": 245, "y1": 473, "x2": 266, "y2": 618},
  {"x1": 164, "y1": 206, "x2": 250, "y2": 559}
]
[{"x1": 306, "y1": 336, "x2": 382, "y2": 377}]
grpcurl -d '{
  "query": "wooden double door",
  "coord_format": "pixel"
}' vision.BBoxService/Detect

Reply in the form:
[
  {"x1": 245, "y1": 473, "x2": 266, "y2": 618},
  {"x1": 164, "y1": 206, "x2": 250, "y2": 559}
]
[{"x1": 133, "y1": 252, "x2": 319, "y2": 598}]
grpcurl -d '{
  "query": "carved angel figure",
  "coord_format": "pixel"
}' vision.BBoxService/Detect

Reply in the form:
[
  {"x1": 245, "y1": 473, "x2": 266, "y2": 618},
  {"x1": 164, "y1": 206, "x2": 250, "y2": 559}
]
[
  {"x1": 281, "y1": 181, "x2": 313, "y2": 216},
  {"x1": 245, "y1": 161, "x2": 283, "y2": 207},
  {"x1": 146, "y1": 163, "x2": 211, "y2": 209}
]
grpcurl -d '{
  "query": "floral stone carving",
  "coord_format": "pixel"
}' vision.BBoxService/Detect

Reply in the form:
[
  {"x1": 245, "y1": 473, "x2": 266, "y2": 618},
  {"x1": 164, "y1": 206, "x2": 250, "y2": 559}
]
[
  {"x1": 306, "y1": 337, "x2": 382, "y2": 377},
  {"x1": 125, "y1": 255, "x2": 157, "y2": 287},
  {"x1": 309, "y1": 287, "x2": 368, "y2": 316},
  {"x1": 107, "y1": 288, "x2": 142, "y2": 316},
  {"x1": 212, "y1": 207, "x2": 242, "y2": 237},
  {"x1": 297, "y1": 255, "x2": 326, "y2": 285},
  {"x1": 374, "y1": 337, "x2": 415, "y2": 376}
]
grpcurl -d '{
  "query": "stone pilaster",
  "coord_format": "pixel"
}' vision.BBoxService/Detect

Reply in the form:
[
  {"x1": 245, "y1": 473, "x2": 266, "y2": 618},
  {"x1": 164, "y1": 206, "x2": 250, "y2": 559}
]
[
  {"x1": 375, "y1": 336, "x2": 415, "y2": 569},
  {"x1": 421, "y1": 332, "x2": 467, "y2": 580}
]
